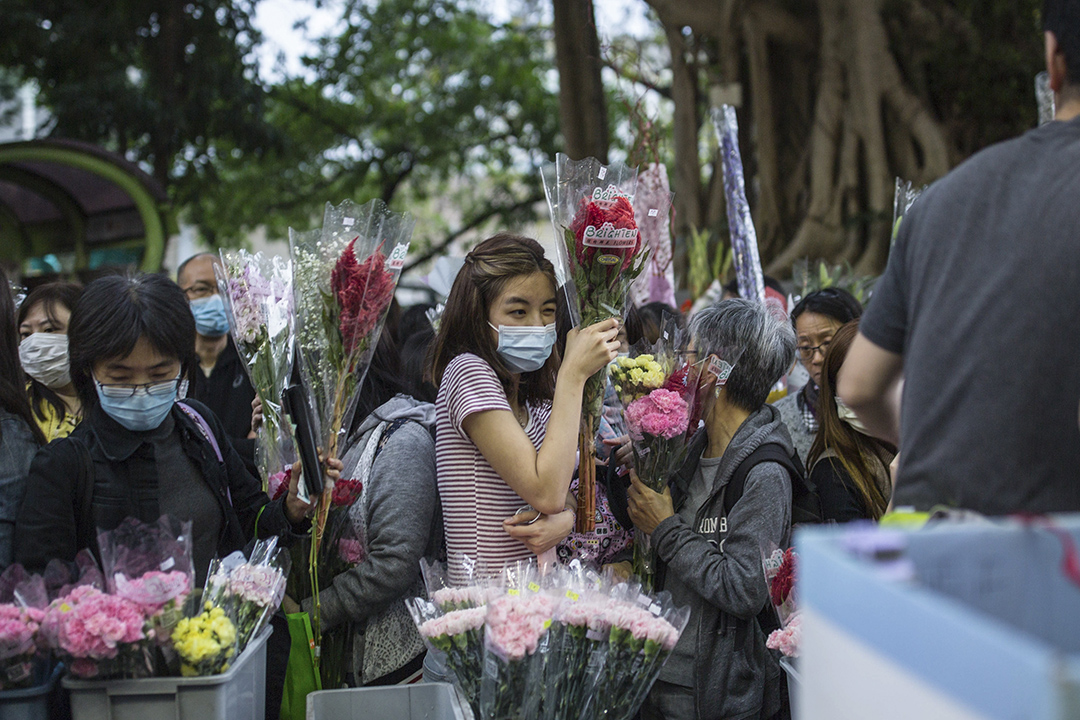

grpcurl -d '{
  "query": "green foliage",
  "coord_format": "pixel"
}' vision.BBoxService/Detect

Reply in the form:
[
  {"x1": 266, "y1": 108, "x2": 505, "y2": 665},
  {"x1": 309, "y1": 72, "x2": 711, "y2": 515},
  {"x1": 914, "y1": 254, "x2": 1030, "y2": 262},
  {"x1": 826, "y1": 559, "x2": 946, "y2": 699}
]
[
  {"x1": 0, "y1": 0, "x2": 272, "y2": 190},
  {"x1": 189, "y1": 0, "x2": 560, "y2": 245},
  {"x1": 792, "y1": 258, "x2": 876, "y2": 306}
]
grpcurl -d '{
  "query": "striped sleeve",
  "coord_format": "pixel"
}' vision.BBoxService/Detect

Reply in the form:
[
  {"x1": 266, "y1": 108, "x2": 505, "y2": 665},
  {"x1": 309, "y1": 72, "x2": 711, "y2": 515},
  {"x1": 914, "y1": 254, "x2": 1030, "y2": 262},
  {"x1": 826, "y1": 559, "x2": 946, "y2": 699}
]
[{"x1": 443, "y1": 354, "x2": 511, "y2": 435}]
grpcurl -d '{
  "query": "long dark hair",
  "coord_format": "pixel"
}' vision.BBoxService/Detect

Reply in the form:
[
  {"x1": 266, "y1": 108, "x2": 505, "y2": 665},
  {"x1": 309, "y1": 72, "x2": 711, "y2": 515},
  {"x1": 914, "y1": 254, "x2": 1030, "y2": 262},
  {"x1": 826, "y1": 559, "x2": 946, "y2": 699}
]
[
  {"x1": 68, "y1": 274, "x2": 198, "y2": 411},
  {"x1": 807, "y1": 321, "x2": 893, "y2": 519},
  {"x1": 17, "y1": 282, "x2": 83, "y2": 423},
  {"x1": 0, "y1": 269, "x2": 45, "y2": 446},
  {"x1": 349, "y1": 328, "x2": 407, "y2": 435},
  {"x1": 429, "y1": 234, "x2": 558, "y2": 406}
]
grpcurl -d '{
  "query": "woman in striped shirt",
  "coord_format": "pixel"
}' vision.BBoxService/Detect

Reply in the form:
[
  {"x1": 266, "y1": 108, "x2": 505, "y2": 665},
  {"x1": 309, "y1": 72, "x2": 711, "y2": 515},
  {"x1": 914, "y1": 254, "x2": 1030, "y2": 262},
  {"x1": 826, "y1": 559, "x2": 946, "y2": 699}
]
[{"x1": 429, "y1": 234, "x2": 619, "y2": 582}]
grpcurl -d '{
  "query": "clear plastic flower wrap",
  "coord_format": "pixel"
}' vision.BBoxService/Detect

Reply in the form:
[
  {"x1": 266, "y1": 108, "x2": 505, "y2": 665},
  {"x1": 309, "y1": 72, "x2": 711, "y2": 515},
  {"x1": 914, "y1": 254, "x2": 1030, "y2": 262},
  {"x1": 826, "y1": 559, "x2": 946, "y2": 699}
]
[
  {"x1": 204, "y1": 537, "x2": 290, "y2": 653},
  {"x1": 542, "y1": 153, "x2": 671, "y2": 533},
  {"x1": 97, "y1": 515, "x2": 194, "y2": 646},
  {"x1": 538, "y1": 561, "x2": 608, "y2": 720},
  {"x1": 578, "y1": 580, "x2": 690, "y2": 720},
  {"x1": 171, "y1": 592, "x2": 239, "y2": 677},
  {"x1": 214, "y1": 249, "x2": 296, "y2": 488},
  {"x1": 0, "y1": 565, "x2": 48, "y2": 690},
  {"x1": 479, "y1": 561, "x2": 558, "y2": 720},
  {"x1": 407, "y1": 555, "x2": 496, "y2": 717}
]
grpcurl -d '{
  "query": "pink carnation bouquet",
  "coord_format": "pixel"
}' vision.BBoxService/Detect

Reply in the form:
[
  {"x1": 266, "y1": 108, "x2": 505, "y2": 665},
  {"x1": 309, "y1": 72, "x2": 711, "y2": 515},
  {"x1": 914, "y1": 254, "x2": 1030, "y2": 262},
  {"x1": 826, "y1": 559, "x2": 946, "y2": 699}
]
[
  {"x1": 204, "y1": 539, "x2": 289, "y2": 653},
  {"x1": 767, "y1": 611, "x2": 802, "y2": 657},
  {"x1": 42, "y1": 585, "x2": 150, "y2": 680},
  {"x1": 0, "y1": 604, "x2": 45, "y2": 689}
]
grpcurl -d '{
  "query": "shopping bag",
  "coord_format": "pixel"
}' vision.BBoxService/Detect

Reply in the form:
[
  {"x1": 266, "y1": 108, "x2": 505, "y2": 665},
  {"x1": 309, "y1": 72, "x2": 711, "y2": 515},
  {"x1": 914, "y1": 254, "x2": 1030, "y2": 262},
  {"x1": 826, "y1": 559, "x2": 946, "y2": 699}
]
[{"x1": 279, "y1": 611, "x2": 322, "y2": 720}]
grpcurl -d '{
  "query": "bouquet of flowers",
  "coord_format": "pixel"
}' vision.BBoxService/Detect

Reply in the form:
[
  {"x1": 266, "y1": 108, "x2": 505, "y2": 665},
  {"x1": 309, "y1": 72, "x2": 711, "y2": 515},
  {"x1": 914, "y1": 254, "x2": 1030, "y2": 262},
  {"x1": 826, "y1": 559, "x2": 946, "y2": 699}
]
[
  {"x1": 543, "y1": 154, "x2": 671, "y2": 532},
  {"x1": 215, "y1": 249, "x2": 296, "y2": 487},
  {"x1": 289, "y1": 198, "x2": 413, "y2": 679},
  {"x1": 97, "y1": 516, "x2": 194, "y2": 647},
  {"x1": 171, "y1": 599, "x2": 238, "y2": 676},
  {"x1": 581, "y1": 581, "x2": 689, "y2": 720},
  {"x1": 0, "y1": 566, "x2": 48, "y2": 690},
  {"x1": 41, "y1": 584, "x2": 151, "y2": 680},
  {"x1": 479, "y1": 563, "x2": 558, "y2": 720},
  {"x1": 766, "y1": 612, "x2": 801, "y2": 658},
  {"x1": 762, "y1": 546, "x2": 801, "y2": 658},
  {"x1": 204, "y1": 538, "x2": 289, "y2": 652}
]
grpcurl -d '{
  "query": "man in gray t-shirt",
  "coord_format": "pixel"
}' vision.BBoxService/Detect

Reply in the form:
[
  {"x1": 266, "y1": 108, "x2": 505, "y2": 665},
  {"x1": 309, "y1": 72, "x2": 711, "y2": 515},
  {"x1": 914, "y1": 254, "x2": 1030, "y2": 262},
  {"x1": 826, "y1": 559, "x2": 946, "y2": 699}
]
[{"x1": 840, "y1": 4, "x2": 1080, "y2": 515}]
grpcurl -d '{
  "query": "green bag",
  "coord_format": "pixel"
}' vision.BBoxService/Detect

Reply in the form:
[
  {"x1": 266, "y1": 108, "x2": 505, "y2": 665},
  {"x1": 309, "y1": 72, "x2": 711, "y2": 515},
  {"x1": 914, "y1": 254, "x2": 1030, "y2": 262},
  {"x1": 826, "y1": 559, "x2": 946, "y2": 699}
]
[{"x1": 280, "y1": 611, "x2": 322, "y2": 720}]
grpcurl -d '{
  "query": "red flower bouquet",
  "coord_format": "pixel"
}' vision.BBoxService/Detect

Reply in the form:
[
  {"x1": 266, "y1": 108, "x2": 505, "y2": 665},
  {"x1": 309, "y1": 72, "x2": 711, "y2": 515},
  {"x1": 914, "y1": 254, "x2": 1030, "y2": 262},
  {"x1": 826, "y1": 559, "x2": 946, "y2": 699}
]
[{"x1": 543, "y1": 154, "x2": 672, "y2": 532}]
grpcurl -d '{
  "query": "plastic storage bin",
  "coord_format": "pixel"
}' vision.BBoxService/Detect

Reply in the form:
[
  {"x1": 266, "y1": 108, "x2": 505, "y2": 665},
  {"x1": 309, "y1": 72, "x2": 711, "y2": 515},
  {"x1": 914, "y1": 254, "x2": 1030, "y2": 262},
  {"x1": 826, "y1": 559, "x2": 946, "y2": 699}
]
[
  {"x1": 797, "y1": 517, "x2": 1080, "y2": 720},
  {"x1": 62, "y1": 626, "x2": 271, "y2": 720},
  {"x1": 0, "y1": 663, "x2": 62, "y2": 720},
  {"x1": 306, "y1": 682, "x2": 471, "y2": 720}
]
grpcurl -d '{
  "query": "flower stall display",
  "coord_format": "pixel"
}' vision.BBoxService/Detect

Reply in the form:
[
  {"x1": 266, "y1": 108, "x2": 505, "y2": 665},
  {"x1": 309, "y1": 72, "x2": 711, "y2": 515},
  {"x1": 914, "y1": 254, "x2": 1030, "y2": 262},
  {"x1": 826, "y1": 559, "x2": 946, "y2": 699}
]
[
  {"x1": 0, "y1": 566, "x2": 48, "y2": 690},
  {"x1": 542, "y1": 154, "x2": 671, "y2": 532},
  {"x1": 214, "y1": 249, "x2": 296, "y2": 488}
]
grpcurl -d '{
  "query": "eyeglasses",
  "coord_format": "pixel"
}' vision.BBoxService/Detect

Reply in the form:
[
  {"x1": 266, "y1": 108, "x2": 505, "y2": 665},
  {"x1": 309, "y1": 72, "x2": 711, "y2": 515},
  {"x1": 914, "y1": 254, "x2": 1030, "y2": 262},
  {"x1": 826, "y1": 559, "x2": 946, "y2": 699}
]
[
  {"x1": 182, "y1": 282, "x2": 216, "y2": 300},
  {"x1": 94, "y1": 376, "x2": 180, "y2": 399},
  {"x1": 796, "y1": 341, "x2": 831, "y2": 361}
]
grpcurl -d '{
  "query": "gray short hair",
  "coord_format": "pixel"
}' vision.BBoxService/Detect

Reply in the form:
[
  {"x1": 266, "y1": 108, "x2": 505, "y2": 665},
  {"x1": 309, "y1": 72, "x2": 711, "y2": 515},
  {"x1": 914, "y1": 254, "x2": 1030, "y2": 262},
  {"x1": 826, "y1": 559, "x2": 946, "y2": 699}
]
[{"x1": 689, "y1": 298, "x2": 796, "y2": 412}]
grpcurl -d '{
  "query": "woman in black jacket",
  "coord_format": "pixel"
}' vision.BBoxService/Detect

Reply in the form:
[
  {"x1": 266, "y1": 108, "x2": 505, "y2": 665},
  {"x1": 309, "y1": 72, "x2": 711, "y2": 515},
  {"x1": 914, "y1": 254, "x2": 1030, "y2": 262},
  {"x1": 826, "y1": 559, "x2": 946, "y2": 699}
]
[{"x1": 14, "y1": 273, "x2": 331, "y2": 583}]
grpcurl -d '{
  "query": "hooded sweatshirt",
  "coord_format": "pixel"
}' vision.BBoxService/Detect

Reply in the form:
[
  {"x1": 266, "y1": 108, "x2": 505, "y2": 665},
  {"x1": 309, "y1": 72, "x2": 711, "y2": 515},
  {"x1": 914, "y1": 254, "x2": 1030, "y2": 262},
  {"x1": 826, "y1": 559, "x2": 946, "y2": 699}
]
[
  {"x1": 301, "y1": 394, "x2": 440, "y2": 684},
  {"x1": 651, "y1": 403, "x2": 793, "y2": 720}
]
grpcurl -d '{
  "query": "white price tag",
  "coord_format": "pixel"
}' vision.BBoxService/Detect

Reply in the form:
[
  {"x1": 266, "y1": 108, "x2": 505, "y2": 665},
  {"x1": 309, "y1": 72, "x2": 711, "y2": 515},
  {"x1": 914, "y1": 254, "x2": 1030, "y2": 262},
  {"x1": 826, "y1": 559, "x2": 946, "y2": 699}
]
[
  {"x1": 342, "y1": 217, "x2": 355, "y2": 227},
  {"x1": 648, "y1": 209, "x2": 659, "y2": 217},
  {"x1": 598, "y1": 167, "x2": 607, "y2": 180}
]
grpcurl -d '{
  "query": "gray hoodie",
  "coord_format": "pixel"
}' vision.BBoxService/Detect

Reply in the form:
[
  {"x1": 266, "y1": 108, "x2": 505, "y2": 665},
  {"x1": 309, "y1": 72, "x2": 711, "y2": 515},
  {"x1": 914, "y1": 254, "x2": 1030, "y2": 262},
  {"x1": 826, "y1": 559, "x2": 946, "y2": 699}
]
[
  {"x1": 652, "y1": 404, "x2": 792, "y2": 720},
  {"x1": 302, "y1": 394, "x2": 440, "y2": 684}
]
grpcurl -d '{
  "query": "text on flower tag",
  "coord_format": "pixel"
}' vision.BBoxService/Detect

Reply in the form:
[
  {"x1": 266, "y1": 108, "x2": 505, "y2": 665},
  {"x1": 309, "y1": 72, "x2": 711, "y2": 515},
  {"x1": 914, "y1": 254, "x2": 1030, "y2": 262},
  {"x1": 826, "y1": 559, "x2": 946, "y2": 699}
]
[
  {"x1": 386, "y1": 242, "x2": 409, "y2": 271},
  {"x1": 591, "y1": 184, "x2": 632, "y2": 202},
  {"x1": 582, "y1": 222, "x2": 639, "y2": 249},
  {"x1": 649, "y1": 602, "x2": 661, "y2": 616},
  {"x1": 160, "y1": 557, "x2": 176, "y2": 571},
  {"x1": 598, "y1": 167, "x2": 607, "y2": 180},
  {"x1": 508, "y1": 588, "x2": 520, "y2": 597},
  {"x1": 527, "y1": 582, "x2": 540, "y2": 593},
  {"x1": 709, "y1": 357, "x2": 734, "y2": 385},
  {"x1": 565, "y1": 590, "x2": 580, "y2": 601},
  {"x1": 342, "y1": 217, "x2": 355, "y2": 227},
  {"x1": 648, "y1": 209, "x2": 659, "y2": 217}
]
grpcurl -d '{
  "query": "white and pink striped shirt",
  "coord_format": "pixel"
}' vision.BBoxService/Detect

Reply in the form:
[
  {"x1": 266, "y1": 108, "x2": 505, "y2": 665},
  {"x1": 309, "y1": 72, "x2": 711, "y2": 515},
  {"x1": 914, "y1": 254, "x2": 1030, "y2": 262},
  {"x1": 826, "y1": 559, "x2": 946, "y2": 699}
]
[{"x1": 436, "y1": 353, "x2": 551, "y2": 584}]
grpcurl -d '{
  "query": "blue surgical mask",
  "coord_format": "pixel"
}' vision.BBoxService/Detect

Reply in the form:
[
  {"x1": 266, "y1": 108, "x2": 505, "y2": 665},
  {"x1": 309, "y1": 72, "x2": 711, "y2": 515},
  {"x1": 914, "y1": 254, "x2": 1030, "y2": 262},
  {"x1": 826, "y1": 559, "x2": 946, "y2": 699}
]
[
  {"x1": 190, "y1": 294, "x2": 230, "y2": 337},
  {"x1": 489, "y1": 322, "x2": 556, "y2": 373},
  {"x1": 95, "y1": 377, "x2": 180, "y2": 432}
]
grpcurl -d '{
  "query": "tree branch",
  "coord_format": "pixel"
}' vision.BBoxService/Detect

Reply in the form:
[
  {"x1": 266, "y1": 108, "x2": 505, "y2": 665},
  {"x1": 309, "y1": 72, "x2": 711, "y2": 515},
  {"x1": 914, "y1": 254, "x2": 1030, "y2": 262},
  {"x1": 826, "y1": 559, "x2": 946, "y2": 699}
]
[
  {"x1": 402, "y1": 191, "x2": 545, "y2": 272},
  {"x1": 602, "y1": 59, "x2": 672, "y2": 99}
]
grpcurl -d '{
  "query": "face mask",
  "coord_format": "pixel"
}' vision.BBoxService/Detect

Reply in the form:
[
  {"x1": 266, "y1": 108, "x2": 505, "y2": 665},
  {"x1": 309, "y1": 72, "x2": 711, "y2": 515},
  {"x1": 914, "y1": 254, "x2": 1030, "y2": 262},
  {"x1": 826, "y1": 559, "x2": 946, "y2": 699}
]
[
  {"x1": 95, "y1": 377, "x2": 180, "y2": 432},
  {"x1": 18, "y1": 333, "x2": 71, "y2": 389},
  {"x1": 489, "y1": 322, "x2": 556, "y2": 373},
  {"x1": 190, "y1": 294, "x2": 230, "y2": 337},
  {"x1": 836, "y1": 398, "x2": 868, "y2": 434}
]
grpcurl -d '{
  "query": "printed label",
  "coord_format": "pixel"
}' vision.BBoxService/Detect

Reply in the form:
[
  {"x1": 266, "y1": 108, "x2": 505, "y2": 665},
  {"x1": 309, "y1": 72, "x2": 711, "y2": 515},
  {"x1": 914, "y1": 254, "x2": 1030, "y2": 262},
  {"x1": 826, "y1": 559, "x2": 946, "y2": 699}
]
[
  {"x1": 386, "y1": 242, "x2": 409, "y2": 271},
  {"x1": 709, "y1": 357, "x2": 734, "y2": 385},
  {"x1": 527, "y1": 582, "x2": 540, "y2": 593},
  {"x1": 160, "y1": 557, "x2": 176, "y2": 571},
  {"x1": 508, "y1": 588, "x2": 520, "y2": 597},
  {"x1": 342, "y1": 217, "x2": 355, "y2": 227},
  {"x1": 649, "y1": 603, "x2": 661, "y2": 616},
  {"x1": 586, "y1": 628, "x2": 605, "y2": 641},
  {"x1": 648, "y1": 208, "x2": 659, "y2": 217},
  {"x1": 582, "y1": 222, "x2": 638, "y2": 249},
  {"x1": 598, "y1": 167, "x2": 607, "y2": 180},
  {"x1": 597, "y1": 254, "x2": 621, "y2": 265},
  {"x1": 590, "y1": 184, "x2": 632, "y2": 202},
  {"x1": 566, "y1": 590, "x2": 580, "y2": 601},
  {"x1": 543, "y1": 619, "x2": 552, "y2": 630}
]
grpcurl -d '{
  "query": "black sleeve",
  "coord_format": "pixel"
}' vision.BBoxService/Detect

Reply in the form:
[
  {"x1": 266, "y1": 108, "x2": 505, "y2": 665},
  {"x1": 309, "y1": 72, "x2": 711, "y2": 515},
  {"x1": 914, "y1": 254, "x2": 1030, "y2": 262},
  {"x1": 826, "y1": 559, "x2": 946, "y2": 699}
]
[
  {"x1": 811, "y1": 457, "x2": 868, "y2": 523},
  {"x1": 14, "y1": 441, "x2": 81, "y2": 574}
]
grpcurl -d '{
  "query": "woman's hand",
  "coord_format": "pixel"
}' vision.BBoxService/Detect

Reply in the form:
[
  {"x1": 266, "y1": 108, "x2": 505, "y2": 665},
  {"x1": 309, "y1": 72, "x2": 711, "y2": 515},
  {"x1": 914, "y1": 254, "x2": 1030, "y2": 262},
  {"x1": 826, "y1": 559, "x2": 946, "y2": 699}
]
[
  {"x1": 627, "y1": 469, "x2": 674, "y2": 535},
  {"x1": 285, "y1": 455, "x2": 344, "y2": 524},
  {"x1": 503, "y1": 508, "x2": 575, "y2": 555},
  {"x1": 281, "y1": 594, "x2": 301, "y2": 615},
  {"x1": 562, "y1": 318, "x2": 620, "y2": 385},
  {"x1": 250, "y1": 396, "x2": 263, "y2": 436}
]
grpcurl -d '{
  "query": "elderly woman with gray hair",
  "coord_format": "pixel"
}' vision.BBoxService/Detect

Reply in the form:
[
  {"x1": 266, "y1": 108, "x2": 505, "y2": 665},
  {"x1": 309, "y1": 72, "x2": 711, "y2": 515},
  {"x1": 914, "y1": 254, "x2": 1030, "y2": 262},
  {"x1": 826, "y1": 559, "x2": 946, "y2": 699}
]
[{"x1": 628, "y1": 298, "x2": 796, "y2": 720}]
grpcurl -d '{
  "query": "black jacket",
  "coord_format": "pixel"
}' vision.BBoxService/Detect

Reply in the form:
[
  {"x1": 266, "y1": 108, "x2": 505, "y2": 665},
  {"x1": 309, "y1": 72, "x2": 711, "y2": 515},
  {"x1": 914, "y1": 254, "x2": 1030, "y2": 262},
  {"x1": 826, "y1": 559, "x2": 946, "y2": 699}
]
[
  {"x1": 188, "y1": 339, "x2": 257, "y2": 471},
  {"x1": 14, "y1": 399, "x2": 304, "y2": 574}
]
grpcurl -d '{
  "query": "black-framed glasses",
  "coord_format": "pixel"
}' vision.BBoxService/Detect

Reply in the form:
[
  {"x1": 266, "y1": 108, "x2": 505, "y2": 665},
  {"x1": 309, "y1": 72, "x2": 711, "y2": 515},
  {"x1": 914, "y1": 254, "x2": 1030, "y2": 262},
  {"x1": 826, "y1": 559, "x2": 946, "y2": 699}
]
[
  {"x1": 796, "y1": 341, "x2": 831, "y2": 361},
  {"x1": 182, "y1": 281, "x2": 217, "y2": 300},
  {"x1": 94, "y1": 376, "x2": 180, "y2": 399}
]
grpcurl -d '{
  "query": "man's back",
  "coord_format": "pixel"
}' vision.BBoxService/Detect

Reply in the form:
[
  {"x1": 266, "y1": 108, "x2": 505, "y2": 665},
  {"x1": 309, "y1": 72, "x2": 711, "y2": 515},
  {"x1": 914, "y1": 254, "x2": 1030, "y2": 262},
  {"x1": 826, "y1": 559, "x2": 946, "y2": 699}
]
[{"x1": 861, "y1": 117, "x2": 1080, "y2": 514}]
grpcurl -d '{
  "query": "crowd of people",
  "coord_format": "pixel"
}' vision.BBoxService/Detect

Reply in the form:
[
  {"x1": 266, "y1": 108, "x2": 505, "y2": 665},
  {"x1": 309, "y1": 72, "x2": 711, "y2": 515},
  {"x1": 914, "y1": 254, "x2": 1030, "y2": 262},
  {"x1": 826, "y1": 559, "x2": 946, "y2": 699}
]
[{"x1": 0, "y1": 5, "x2": 1077, "y2": 720}]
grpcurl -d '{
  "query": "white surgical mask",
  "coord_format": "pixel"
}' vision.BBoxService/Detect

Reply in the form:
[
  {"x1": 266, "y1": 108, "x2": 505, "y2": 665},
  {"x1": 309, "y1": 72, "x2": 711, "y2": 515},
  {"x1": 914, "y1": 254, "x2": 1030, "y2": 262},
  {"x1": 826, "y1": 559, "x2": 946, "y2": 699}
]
[
  {"x1": 489, "y1": 322, "x2": 556, "y2": 373},
  {"x1": 18, "y1": 333, "x2": 71, "y2": 389},
  {"x1": 836, "y1": 398, "x2": 868, "y2": 434}
]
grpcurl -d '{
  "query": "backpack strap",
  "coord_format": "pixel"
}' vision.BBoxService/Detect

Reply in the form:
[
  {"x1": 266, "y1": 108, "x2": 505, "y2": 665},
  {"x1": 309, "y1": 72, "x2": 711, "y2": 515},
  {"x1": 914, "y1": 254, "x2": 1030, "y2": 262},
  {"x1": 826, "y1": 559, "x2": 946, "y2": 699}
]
[
  {"x1": 723, "y1": 443, "x2": 800, "y2": 515},
  {"x1": 177, "y1": 402, "x2": 224, "y2": 464}
]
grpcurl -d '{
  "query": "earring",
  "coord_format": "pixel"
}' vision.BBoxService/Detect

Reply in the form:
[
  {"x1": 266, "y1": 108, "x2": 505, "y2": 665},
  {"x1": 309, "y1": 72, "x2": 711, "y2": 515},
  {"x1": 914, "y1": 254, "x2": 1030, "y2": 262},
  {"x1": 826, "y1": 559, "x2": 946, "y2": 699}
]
[{"x1": 714, "y1": 383, "x2": 723, "y2": 399}]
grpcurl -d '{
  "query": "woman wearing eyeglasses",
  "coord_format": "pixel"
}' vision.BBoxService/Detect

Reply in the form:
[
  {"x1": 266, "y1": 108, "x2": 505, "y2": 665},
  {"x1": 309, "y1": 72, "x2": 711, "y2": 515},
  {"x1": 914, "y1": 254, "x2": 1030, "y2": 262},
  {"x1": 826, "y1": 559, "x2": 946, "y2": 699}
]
[
  {"x1": 772, "y1": 288, "x2": 862, "y2": 464},
  {"x1": 14, "y1": 274, "x2": 333, "y2": 585}
]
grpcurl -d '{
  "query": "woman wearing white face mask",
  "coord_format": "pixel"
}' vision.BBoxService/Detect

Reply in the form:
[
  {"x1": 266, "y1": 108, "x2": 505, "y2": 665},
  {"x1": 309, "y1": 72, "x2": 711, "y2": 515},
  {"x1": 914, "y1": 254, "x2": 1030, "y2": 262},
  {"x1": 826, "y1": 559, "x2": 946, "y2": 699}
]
[
  {"x1": 428, "y1": 234, "x2": 620, "y2": 584},
  {"x1": 17, "y1": 282, "x2": 83, "y2": 441}
]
